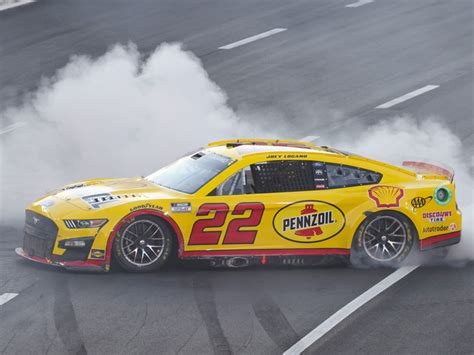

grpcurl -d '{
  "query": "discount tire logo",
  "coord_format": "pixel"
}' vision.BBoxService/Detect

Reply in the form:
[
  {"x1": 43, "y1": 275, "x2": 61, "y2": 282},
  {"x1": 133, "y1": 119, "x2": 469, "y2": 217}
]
[
  {"x1": 273, "y1": 200, "x2": 345, "y2": 243},
  {"x1": 422, "y1": 211, "x2": 452, "y2": 223}
]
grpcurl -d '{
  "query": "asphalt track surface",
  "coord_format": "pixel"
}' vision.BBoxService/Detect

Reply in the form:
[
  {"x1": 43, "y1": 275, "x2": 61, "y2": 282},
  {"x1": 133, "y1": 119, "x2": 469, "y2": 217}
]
[{"x1": 0, "y1": 1, "x2": 473, "y2": 354}]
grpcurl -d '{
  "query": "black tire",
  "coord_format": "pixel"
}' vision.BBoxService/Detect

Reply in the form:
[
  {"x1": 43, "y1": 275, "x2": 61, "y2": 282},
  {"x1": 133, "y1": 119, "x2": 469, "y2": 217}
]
[
  {"x1": 351, "y1": 211, "x2": 414, "y2": 268},
  {"x1": 112, "y1": 215, "x2": 174, "y2": 272}
]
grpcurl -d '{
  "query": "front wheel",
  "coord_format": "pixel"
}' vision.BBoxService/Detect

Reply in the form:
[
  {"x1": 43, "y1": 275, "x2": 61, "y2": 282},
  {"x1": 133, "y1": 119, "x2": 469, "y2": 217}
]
[
  {"x1": 112, "y1": 216, "x2": 173, "y2": 272},
  {"x1": 351, "y1": 212, "x2": 414, "y2": 267}
]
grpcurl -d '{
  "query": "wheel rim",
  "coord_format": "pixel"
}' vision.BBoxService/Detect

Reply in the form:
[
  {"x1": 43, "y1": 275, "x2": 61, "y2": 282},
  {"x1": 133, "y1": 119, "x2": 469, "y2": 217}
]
[
  {"x1": 362, "y1": 216, "x2": 407, "y2": 262},
  {"x1": 120, "y1": 220, "x2": 165, "y2": 267}
]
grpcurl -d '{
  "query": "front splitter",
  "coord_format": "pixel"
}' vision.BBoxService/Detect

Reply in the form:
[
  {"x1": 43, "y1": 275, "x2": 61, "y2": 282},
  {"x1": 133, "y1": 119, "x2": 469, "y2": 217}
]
[{"x1": 15, "y1": 247, "x2": 107, "y2": 272}]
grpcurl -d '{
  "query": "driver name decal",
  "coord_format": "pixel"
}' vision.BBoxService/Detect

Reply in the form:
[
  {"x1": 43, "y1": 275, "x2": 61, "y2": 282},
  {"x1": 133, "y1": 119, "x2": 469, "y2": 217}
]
[{"x1": 273, "y1": 201, "x2": 345, "y2": 243}]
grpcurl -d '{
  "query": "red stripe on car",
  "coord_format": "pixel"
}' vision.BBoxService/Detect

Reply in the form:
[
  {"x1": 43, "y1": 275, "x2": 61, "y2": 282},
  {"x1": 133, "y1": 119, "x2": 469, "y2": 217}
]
[{"x1": 420, "y1": 231, "x2": 461, "y2": 249}]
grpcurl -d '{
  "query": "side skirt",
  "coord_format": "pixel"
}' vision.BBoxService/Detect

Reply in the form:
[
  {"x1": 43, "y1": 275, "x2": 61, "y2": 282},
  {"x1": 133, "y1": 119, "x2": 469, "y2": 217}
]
[{"x1": 180, "y1": 249, "x2": 351, "y2": 268}]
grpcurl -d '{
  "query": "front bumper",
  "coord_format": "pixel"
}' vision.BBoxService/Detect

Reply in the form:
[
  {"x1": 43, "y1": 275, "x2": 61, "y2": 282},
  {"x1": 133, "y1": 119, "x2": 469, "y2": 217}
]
[
  {"x1": 19, "y1": 210, "x2": 109, "y2": 272},
  {"x1": 15, "y1": 247, "x2": 107, "y2": 272}
]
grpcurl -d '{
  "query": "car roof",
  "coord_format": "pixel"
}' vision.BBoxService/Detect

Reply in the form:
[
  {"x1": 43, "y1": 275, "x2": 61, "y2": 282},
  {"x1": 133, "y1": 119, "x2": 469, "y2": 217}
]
[
  {"x1": 203, "y1": 139, "x2": 419, "y2": 179},
  {"x1": 205, "y1": 139, "x2": 345, "y2": 159}
]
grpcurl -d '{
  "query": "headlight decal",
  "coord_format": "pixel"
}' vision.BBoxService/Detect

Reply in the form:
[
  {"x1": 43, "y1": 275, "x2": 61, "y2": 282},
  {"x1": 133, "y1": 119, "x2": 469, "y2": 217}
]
[{"x1": 63, "y1": 219, "x2": 107, "y2": 229}]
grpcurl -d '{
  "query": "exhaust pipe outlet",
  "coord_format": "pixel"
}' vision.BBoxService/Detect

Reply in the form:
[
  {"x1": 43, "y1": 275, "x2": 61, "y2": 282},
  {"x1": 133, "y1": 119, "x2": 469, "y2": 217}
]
[{"x1": 226, "y1": 257, "x2": 250, "y2": 268}]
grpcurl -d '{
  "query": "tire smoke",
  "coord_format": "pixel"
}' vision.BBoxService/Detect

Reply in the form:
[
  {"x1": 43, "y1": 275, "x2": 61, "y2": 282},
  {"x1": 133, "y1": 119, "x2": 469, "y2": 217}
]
[
  {"x1": 325, "y1": 117, "x2": 473, "y2": 261},
  {"x1": 0, "y1": 43, "x2": 272, "y2": 222}
]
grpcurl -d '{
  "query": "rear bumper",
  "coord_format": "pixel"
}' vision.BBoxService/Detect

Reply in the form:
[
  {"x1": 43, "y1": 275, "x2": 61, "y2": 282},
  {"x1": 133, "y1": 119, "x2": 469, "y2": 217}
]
[
  {"x1": 419, "y1": 231, "x2": 461, "y2": 250},
  {"x1": 15, "y1": 247, "x2": 107, "y2": 272}
]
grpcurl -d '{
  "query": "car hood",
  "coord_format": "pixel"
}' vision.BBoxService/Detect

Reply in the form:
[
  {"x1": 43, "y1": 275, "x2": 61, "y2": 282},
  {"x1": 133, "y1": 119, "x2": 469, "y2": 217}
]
[{"x1": 34, "y1": 177, "x2": 184, "y2": 213}]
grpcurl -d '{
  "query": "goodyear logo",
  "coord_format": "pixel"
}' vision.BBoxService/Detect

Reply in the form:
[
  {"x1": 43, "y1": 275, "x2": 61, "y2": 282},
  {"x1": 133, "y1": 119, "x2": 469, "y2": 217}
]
[{"x1": 273, "y1": 201, "x2": 345, "y2": 243}]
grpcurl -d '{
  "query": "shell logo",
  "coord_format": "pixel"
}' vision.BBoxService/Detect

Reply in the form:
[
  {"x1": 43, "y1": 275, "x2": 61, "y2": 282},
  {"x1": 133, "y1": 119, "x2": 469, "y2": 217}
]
[
  {"x1": 272, "y1": 200, "x2": 346, "y2": 243},
  {"x1": 368, "y1": 185, "x2": 404, "y2": 208}
]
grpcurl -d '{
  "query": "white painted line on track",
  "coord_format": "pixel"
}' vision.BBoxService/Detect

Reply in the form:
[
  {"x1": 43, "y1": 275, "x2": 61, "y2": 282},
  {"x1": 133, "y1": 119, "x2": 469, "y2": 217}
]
[
  {"x1": 376, "y1": 85, "x2": 439, "y2": 109},
  {"x1": 0, "y1": 293, "x2": 19, "y2": 306},
  {"x1": 219, "y1": 28, "x2": 287, "y2": 50},
  {"x1": 284, "y1": 265, "x2": 419, "y2": 355},
  {"x1": 0, "y1": 121, "x2": 27, "y2": 135},
  {"x1": 346, "y1": 0, "x2": 374, "y2": 8},
  {"x1": 0, "y1": 0, "x2": 35, "y2": 12}
]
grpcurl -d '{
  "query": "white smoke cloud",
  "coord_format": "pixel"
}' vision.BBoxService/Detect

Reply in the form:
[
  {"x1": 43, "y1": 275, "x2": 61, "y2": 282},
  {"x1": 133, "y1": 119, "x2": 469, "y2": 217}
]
[
  {"x1": 0, "y1": 43, "x2": 277, "y2": 222},
  {"x1": 0, "y1": 43, "x2": 472, "y2": 261}
]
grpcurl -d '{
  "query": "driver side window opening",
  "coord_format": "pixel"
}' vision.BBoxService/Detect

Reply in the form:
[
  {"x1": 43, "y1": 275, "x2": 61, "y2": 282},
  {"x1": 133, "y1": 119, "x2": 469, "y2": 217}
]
[
  {"x1": 214, "y1": 166, "x2": 255, "y2": 196},
  {"x1": 213, "y1": 161, "x2": 314, "y2": 196}
]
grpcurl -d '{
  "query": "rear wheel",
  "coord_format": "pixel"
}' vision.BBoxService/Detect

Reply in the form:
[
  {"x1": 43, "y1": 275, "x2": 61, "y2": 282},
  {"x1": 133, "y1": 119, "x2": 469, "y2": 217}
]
[
  {"x1": 352, "y1": 212, "x2": 414, "y2": 267},
  {"x1": 113, "y1": 216, "x2": 173, "y2": 272}
]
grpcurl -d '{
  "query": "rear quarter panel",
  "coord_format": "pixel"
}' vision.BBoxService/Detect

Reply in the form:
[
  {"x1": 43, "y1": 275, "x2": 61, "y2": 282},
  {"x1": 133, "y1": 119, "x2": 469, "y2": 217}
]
[{"x1": 401, "y1": 180, "x2": 461, "y2": 243}]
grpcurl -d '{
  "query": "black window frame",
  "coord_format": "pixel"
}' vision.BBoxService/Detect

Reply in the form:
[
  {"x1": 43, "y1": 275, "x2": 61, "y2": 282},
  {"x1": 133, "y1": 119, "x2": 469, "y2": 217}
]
[
  {"x1": 325, "y1": 162, "x2": 382, "y2": 189},
  {"x1": 210, "y1": 160, "x2": 382, "y2": 196}
]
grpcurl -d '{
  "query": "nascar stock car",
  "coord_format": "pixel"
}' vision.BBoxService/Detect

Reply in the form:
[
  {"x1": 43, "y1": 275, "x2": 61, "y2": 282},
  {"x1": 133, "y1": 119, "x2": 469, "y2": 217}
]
[{"x1": 16, "y1": 139, "x2": 462, "y2": 272}]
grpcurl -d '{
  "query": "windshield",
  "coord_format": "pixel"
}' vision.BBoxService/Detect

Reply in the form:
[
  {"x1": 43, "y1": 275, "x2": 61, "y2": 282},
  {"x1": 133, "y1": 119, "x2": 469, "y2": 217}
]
[{"x1": 146, "y1": 152, "x2": 233, "y2": 194}]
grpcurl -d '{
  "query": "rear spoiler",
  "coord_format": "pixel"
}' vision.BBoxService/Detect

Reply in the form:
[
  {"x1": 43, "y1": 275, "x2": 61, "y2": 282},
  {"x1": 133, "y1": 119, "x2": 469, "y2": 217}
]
[{"x1": 402, "y1": 161, "x2": 454, "y2": 182}]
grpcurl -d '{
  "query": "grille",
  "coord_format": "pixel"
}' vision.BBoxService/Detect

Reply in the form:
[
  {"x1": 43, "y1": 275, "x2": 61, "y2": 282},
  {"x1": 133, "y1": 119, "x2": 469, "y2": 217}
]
[
  {"x1": 23, "y1": 232, "x2": 55, "y2": 258},
  {"x1": 23, "y1": 211, "x2": 58, "y2": 258}
]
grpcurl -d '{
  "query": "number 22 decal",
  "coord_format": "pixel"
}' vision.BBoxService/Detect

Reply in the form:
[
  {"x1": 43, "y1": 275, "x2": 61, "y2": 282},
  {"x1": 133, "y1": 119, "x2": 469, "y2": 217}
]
[{"x1": 188, "y1": 202, "x2": 265, "y2": 245}]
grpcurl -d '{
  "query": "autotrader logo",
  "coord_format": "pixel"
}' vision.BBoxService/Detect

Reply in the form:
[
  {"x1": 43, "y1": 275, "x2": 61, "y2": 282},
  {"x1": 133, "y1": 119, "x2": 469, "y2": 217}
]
[{"x1": 422, "y1": 225, "x2": 449, "y2": 233}]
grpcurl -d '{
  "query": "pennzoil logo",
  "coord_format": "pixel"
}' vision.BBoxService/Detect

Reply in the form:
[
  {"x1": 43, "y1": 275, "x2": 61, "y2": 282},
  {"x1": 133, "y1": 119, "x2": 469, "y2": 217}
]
[{"x1": 273, "y1": 201, "x2": 345, "y2": 243}]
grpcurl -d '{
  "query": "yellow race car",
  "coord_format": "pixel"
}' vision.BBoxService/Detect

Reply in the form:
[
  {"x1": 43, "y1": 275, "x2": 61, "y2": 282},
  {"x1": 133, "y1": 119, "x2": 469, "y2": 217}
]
[{"x1": 16, "y1": 139, "x2": 462, "y2": 272}]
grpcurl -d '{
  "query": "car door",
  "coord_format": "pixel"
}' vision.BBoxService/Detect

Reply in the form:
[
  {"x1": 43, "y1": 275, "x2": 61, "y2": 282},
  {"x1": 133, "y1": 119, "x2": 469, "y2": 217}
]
[
  {"x1": 253, "y1": 160, "x2": 349, "y2": 248},
  {"x1": 184, "y1": 165, "x2": 267, "y2": 250},
  {"x1": 184, "y1": 159, "x2": 338, "y2": 253}
]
